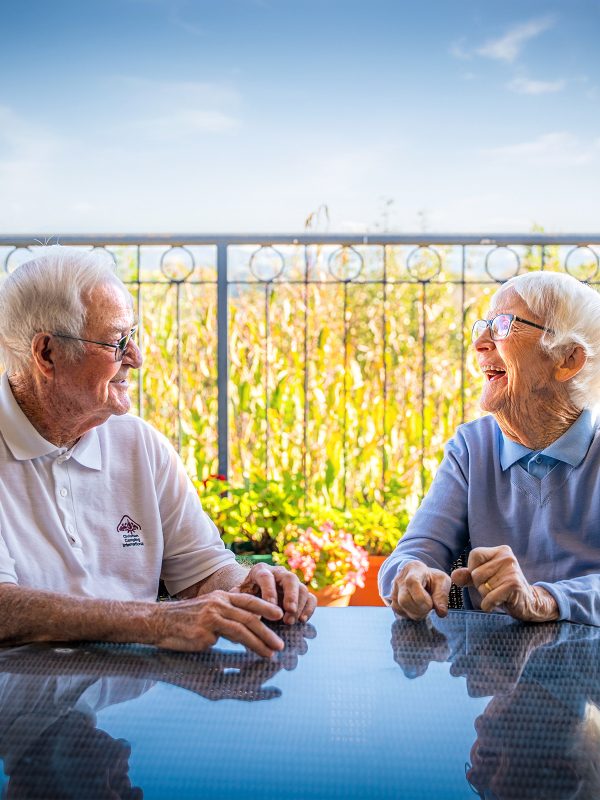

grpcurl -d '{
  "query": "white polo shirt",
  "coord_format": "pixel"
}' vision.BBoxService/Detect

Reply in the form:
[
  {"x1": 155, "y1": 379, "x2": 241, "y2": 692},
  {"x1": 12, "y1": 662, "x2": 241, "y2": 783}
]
[{"x1": 0, "y1": 373, "x2": 235, "y2": 600}]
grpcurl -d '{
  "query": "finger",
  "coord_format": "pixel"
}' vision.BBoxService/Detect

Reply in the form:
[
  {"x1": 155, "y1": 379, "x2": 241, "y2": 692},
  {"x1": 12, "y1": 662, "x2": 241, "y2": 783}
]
[
  {"x1": 430, "y1": 573, "x2": 451, "y2": 617},
  {"x1": 479, "y1": 581, "x2": 511, "y2": 613},
  {"x1": 228, "y1": 592, "x2": 284, "y2": 621},
  {"x1": 297, "y1": 587, "x2": 317, "y2": 623},
  {"x1": 399, "y1": 580, "x2": 434, "y2": 621},
  {"x1": 469, "y1": 563, "x2": 502, "y2": 591},
  {"x1": 450, "y1": 567, "x2": 473, "y2": 587},
  {"x1": 271, "y1": 569, "x2": 300, "y2": 622},
  {"x1": 248, "y1": 566, "x2": 279, "y2": 605},
  {"x1": 467, "y1": 545, "x2": 514, "y2": 572},
  {"x1": 217, "y1": 613, "x2": 285, "y2": 658}
]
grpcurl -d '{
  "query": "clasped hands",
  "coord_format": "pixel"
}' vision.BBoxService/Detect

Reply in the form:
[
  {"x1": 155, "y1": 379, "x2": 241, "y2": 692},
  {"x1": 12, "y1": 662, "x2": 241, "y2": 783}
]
[
  {"x1": 158, "y1": 563, "x2": 316, "y2": 658},
  {"x1": 391, "y1": 545, "x2": 559, "y2": 623}
]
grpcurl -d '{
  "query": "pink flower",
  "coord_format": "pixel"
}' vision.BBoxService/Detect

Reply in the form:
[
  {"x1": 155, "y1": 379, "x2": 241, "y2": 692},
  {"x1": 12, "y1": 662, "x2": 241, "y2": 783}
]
[{"x1": 278, "y1": 520, "x2": 369, "y2": 591}]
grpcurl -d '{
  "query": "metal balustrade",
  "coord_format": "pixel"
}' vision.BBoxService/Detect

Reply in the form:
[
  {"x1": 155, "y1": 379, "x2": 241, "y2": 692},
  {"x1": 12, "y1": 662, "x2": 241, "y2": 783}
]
[{"x1": 2, "y1": 234, "x2": 599, "y2": 508}]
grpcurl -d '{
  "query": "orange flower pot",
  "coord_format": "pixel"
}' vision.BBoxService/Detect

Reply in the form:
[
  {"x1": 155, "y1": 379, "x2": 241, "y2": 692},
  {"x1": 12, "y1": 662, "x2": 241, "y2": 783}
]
[
  {"x1": 349, "y1": 555, "x2": 387, "y2": 606},
  {"x1": 311, "y1": 585, "x2": 356, "y2": 607}
]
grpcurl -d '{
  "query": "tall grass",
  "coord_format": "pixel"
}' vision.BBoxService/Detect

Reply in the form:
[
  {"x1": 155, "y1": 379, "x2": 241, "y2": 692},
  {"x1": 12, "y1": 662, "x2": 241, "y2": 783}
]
[{"x1": 129, "y1": 244, "x2": 577, "y2": 514}]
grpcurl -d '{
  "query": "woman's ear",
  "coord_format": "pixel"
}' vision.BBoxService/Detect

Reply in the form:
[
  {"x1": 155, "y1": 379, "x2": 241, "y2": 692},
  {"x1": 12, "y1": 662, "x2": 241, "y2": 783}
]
[{"x1": 554, "y1": 345, "x2": 586, "y2": 383}]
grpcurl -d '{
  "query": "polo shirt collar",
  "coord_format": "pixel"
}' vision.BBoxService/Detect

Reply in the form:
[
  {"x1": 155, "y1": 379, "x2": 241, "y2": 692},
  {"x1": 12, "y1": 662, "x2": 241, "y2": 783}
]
[
  {"x1": 0, "y1": 373, "x2": 101, "y2": 470},
  {"x1": 499, "y1": 408, "x2": 595, "y2": 471}
]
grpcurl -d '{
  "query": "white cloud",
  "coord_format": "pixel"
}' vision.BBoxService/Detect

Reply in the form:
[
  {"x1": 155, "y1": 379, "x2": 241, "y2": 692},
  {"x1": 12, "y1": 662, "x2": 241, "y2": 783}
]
[
  {"x1": 476, "y1": 15, "x2": 555, "y2": 63},
  {"x1": 115, "y1": 76, "x2": 240, "y2": 106},
  {"x1": 508, "y1": 76, "x2": 566, "y2": 94},
  {"x1": 106, "y1": 76, "x2": 242, "y2": 139},
  {"x1": 483, "y1": 132, "x2": 599, "y2": 167},
  {"x1": 132, "y1": 109, "x2": 239, "y2": 139},
  {"x1": 449, "y1": 39, "x2": 471, "y2": 60}
]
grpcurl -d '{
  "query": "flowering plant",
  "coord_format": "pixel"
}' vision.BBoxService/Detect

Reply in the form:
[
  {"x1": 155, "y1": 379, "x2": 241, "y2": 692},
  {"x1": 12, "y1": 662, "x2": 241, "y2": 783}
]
[{"x1": 274, "y1": 521, "x2": 369, "y2": 595}]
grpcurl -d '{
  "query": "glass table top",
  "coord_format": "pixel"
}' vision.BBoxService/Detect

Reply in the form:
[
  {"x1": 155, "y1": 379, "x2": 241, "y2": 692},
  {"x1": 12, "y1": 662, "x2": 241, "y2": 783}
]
[{"x1": 0, "y1": 607, "x2": 598, "y2": 799}]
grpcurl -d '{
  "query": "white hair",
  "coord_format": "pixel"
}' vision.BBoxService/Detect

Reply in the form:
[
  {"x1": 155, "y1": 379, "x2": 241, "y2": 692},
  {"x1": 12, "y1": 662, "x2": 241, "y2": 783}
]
[
  {"x1": 495, "y1": 271, "x2": 600, "y2": 409},
  {"x1": 0, "y1": 247, "x2": 124, "y2": 374}
]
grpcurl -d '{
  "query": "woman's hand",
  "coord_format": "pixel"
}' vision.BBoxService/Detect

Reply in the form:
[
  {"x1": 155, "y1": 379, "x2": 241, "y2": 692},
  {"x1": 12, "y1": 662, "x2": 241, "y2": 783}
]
[{"x1": 451, "y1": 545, "x2": 560, "y2": 622}]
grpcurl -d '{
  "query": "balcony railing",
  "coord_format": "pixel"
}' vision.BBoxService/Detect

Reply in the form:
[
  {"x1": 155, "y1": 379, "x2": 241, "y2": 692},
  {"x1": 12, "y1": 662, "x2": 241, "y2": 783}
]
[{"x1": 2, "y1": 233, "x2": 599, "y2": 509}]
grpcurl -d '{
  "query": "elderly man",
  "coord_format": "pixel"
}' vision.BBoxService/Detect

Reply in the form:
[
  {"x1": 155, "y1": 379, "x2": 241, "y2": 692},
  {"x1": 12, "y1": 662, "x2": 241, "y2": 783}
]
[
  {"x1": 379, "y1": 270, "x2": 600, "y2": 626},
  {"x1": 0, "y1": 248, "x2": 315, "y2": 656}
]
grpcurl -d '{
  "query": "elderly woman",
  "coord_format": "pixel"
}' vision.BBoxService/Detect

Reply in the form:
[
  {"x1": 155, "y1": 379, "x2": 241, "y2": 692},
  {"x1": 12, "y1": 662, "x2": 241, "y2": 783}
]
[{"x1": 379, "y1": 270, "x2": 600, "y2": 625}]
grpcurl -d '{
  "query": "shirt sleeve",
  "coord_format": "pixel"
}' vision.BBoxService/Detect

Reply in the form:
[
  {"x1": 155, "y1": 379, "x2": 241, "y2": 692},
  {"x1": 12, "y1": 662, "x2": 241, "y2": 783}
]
[
  {"x1": 0, "y1": 527, "x2": 17, "y2": 585},
  {"x1": 378, "y1": 430, "x2": 471, "y2": 603},
  {"x1": 536, "y1": 576, "x2": 600, "y2": 627},
  {"x1": 152, "y1": 438, "x2": 236, "y2": 596}
]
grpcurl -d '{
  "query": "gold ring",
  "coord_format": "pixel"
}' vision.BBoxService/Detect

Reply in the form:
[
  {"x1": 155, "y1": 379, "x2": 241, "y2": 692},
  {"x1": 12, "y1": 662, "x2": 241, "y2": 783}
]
[{"x1": 484, "y1": 580, "x2": 492, "y2": 592}]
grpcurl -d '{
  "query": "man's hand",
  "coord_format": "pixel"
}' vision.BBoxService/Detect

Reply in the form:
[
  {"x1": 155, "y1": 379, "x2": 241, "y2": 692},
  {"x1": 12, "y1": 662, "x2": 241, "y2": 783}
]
[
  {"x1": 450, "y1": 545, "x2": 559, "y2": 623},
  {"x1": 391, "y1": 560, "x2": 451, "y2": 620},
  {"x1": 153, "y1": 590, "x2": 286, "y2": 657},
  {"x1": 232, "y1": 563, "x2": 317, "y2": 625}
]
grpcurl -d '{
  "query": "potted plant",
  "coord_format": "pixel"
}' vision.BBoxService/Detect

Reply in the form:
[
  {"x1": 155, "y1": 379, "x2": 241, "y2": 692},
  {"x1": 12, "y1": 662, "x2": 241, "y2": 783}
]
[
  {"x1": 299, "y1": 500, "x2": 407, "y2": 605},
  {"x1": 197, "y1": 474, "x2": 305, "y2": 562},
  {"x1": 273, "y1": 521, "x2": 369, "y2": 606}
]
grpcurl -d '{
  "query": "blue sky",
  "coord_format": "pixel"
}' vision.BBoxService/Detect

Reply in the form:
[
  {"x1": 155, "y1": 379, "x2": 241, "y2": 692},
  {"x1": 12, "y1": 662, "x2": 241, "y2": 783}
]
[{"x1": 1, "y1": 0, "x2": 599, "y2": 233}]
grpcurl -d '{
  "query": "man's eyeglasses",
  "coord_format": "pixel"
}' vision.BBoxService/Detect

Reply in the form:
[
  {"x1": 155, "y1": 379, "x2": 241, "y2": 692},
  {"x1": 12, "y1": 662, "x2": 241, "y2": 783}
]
[
  {"x1": 471, "y1": 314, "x2": 553, "y2": 344},
  {"x1": 53, "y1": 327, "x2": 138, "y2": 361}
]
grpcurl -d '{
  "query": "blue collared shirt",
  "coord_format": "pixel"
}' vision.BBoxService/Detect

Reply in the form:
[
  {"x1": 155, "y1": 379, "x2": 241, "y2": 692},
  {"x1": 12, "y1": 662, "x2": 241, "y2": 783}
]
[
  {"x1": 378, "y1": 410, "x2": 600, "y2": 626},
  {"x1": 500, "y1": 409, "x2": 594, "y2": 480}
]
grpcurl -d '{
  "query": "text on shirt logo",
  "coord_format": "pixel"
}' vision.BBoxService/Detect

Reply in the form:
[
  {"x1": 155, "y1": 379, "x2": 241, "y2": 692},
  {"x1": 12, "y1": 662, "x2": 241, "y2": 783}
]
[{"x1": 117, "y1": 515, "x2": 144, "y2": 547}]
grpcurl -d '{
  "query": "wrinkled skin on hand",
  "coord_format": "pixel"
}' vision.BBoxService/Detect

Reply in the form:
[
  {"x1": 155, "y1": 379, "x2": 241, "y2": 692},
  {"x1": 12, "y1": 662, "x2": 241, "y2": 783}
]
[
  {"x1": 391, "y1": 560, "x2": 451, "y2": 621},
  {"x1": 234, "y1": 563, "x2": 317, "y2": 625},
  {"x1": 451, "y1": 545, "x2": 560, "y2": 623},
  {"x1": 154, "y1": 590, "x2": 286, "y2": 658}
]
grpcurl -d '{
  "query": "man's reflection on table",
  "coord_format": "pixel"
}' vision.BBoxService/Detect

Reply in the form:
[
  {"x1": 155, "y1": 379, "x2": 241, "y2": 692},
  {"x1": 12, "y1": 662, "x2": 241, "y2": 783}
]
[
  {"x1": 0, "y1": 622, "x2": 315, "y2": 800},
  {"x1": 391, "y1": 612, "x2": 600, "y2": 799}
]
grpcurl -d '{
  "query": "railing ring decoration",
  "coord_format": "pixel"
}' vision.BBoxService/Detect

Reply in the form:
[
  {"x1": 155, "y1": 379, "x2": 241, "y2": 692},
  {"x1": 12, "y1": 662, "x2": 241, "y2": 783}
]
[
  {"x1": 327, "y1": 245, "x2": 364, "y2": 281},
  {"x1": 484, "y1": 246, "x2": 521, "y2": 282},
  {"x1": 4, "y1": 246, "x2": 33, "y2": 274},
  {"x1": 249, "y1": 245, "x2": 286, "y2": 282},
  {"x1": 90, "y1": 245, "x2": 118, "y2": 268},
  {"x1": 159, "y1": 246, "x2": 196, "y2": 282},
  {"x1": 406, "y1": 246, "x2": 442, "y2": 281},
  {"x1": 564, "y1": 245, "x2": 599, "y2": 281}
]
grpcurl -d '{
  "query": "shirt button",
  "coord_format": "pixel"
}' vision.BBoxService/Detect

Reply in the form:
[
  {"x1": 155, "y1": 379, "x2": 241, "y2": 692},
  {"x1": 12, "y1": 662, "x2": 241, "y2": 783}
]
[
  {"x1": 67, "y1": 524, "x2": 74, "y2": 535},
  {"x1": 60, "y1": 488, "x2": 68, "y2": 497},
  {"x1": 535, "y1": 456, "x2": 542, "y2": 463}
]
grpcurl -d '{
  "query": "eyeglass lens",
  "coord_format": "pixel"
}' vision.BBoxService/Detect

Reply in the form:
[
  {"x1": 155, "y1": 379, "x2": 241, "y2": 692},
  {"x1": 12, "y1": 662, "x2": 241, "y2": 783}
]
[
  {"x1": 116, "y1": 329, "x2": 136, "y2": 360},
  {"x1": 472, "y1": 315, "x2": 512, "y2": 342}
]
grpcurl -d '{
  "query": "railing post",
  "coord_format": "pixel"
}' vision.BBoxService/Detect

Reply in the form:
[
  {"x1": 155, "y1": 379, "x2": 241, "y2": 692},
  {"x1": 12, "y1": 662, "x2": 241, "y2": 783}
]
[{"x1": 217, "y1": 242, "x2": 229, "y2": 479}]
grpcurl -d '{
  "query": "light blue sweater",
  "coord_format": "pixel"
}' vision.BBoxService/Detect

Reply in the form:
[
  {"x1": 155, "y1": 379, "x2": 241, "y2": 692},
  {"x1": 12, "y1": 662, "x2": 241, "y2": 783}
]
[{"x1": 378, "y1": 412, "x2": 600, "y2": 626}]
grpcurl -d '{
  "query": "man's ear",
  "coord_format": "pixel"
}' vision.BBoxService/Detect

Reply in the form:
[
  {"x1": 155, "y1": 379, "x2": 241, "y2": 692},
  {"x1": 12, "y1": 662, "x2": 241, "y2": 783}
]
[
  {"x1": 31, "y1": 333, "x2": 56, "y2": 378},
  {"x1": 554, "y1": 344, "x2": 586, "y2": 383}
]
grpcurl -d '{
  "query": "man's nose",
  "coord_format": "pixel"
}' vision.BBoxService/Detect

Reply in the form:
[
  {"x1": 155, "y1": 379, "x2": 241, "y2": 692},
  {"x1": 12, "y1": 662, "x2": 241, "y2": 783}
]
[{"x1": 123, "y1": 338, "x2": 143, "y2": 368}]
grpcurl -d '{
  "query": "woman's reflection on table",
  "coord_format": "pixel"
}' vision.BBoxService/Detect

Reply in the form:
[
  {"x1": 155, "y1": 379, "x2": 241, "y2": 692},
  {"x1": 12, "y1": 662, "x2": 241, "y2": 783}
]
[
  {"x1": 0, "y1": 622, "x2": 315, "y2": 800},
  {"x1": 391, "y1": 613, "x2": 600, "y2": 799}
]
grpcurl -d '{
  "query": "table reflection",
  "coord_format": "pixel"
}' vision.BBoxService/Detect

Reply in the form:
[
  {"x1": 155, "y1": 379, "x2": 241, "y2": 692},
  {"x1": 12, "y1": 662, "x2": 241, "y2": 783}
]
[
  {"x1": 392, "y1": 613, "x2": 600, "y2": 799},
  {"x1": 0, "y1": 622, "x2": 315, "y2": 800}
]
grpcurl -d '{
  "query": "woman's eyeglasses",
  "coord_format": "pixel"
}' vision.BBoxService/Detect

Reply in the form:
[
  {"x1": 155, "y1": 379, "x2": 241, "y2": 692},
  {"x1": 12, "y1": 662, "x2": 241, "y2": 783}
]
[{"x1": 471, "y1": 314, "x2": 553, "y2": 344}]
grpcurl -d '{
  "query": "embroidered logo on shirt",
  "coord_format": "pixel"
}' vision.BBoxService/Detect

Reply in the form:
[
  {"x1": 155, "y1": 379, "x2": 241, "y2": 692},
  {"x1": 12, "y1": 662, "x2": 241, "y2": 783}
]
[{"x1": 117, "y1": 515, "x2": 144, "y2": 548}]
